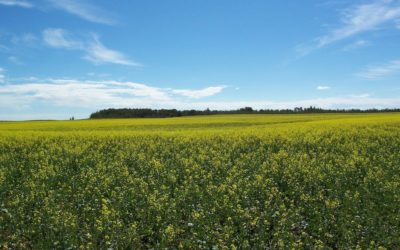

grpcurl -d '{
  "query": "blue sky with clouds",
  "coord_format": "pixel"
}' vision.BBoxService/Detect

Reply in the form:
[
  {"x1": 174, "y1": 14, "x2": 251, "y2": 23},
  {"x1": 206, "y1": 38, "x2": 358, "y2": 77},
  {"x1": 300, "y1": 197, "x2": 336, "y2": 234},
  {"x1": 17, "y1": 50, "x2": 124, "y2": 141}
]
[{"x1": 1, "y1": 0, "x2": 400, "y2": 120}]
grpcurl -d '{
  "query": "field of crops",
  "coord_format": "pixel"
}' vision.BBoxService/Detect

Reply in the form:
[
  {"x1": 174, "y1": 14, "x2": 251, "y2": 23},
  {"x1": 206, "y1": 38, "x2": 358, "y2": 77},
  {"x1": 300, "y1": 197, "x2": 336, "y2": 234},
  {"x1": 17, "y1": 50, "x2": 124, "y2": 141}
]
[{"x1": 0, "y1": 114, "x2": 399, "y2": 249}]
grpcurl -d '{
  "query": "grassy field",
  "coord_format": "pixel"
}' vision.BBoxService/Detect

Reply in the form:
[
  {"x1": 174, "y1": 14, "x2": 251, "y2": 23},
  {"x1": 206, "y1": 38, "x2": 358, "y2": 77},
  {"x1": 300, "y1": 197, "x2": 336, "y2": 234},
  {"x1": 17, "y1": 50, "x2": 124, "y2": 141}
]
[{"x1": 1, "y1": 114, "x2": 399, "y2": 248}]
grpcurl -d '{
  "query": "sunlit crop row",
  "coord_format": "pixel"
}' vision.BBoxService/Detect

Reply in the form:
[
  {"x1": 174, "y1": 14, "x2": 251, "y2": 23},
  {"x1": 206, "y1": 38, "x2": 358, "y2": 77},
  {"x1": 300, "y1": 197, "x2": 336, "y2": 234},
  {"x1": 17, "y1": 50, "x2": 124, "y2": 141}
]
[{"x1": 0, "y1": 114, "x2": 399, "y2": 248}]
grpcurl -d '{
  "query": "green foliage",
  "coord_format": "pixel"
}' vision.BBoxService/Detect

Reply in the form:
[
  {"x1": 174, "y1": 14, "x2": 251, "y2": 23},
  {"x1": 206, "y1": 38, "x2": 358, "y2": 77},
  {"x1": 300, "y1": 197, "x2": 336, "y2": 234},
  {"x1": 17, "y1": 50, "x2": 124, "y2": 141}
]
[
  {"x1": 89, "y1": 107, "x2": 400, "y2": 119},
  {"x1": 0, "y1": 114, "x2": 399, "y2": 248}
]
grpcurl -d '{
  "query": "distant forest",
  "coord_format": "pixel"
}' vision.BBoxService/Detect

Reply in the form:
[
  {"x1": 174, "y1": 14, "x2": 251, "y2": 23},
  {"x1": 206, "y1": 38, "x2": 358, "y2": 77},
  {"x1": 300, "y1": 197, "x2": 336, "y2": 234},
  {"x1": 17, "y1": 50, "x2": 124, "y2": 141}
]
[{"x1": 89, "y1": 107, "x2": 400, "y2": 119}]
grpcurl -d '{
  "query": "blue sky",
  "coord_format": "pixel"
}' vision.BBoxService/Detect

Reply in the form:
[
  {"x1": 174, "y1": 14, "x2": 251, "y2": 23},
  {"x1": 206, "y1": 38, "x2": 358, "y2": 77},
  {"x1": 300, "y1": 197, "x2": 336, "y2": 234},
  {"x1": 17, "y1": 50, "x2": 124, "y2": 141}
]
[{"x1": 1, "y1": 0, "x2": 400, "y2": 120}]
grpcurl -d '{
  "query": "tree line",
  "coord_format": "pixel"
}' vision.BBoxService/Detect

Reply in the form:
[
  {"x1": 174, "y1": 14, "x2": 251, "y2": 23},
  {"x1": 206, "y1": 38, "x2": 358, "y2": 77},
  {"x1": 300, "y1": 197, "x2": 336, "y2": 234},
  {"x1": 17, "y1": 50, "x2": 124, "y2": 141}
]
[{"x1": 89, "y1": 107, "x2": 400, "y2": 119}]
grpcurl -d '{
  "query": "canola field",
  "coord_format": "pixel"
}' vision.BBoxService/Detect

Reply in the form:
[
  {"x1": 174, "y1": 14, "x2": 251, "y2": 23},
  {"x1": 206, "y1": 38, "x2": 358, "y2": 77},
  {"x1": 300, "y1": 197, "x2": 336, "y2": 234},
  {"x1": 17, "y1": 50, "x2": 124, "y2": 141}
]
[{"x1": 0, "y1": 114, "x2": 399, "y2": 249}]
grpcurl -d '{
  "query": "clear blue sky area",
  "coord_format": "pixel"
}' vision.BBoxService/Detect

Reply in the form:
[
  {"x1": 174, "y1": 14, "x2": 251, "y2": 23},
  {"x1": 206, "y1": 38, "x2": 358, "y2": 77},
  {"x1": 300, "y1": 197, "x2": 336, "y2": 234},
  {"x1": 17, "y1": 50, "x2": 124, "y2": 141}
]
[{"x1": 1, "y1": 0, "x2": 400, "y2": 119}]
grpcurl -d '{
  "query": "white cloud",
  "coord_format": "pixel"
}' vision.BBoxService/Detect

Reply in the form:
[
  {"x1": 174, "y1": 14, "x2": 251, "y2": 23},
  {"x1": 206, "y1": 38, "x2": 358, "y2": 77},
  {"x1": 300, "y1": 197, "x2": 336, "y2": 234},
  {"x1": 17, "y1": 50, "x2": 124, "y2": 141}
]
[
  {"x1": 172, "y1": 86, "x2": 227, "y2": 99},
  {"x1": 43, "y1": 28, "x2": 82, "y2": 49},
  {"x1": 343, "y1": 39, "x2": 369, "y2": 51},
  {"x1": 0, "y1": 78, "x2": 399, "y2": 118},
  {"x1": 298, "y1": 1, "x2": 400, "y2": 56},
  {"x1": 0, "y1": 80, "x2": 168, "y2": 109},
  {"x1": 11, "y1": 33, "x2": 38, "y2": 45},
  {"x1": 47, "y1": 0, "x2": 114, "y2": 25},
  {"x1": 317, "y1": 85, "x2": 331, "y2": 90},
  {"x1": 93, "y1": 80, "x2": 170, "y2": 100},
  {"x1": 0, "y1": 68, "x2": 5, "y2": 83},
  {"x1": 187, "y1": 95, "x2": 400, "y2": 110},
  {"x1": 84, "y1": 36, "x2": 140, "y2": 66},
  {"x1": 0, "y1": 0, "x2": 33, "y2": 8},
  {"x1": 350, "y1": 93, "x2": 371, "y2": 98},
  {"x1": 357, "y1": 59, "x2": 400, "y2": 79},
  {"x1": 0, "y1": 0, "x2": 114, "y2": 25},
  {"x1": 42, "y1": 29, "x2": 138, "y2": 66},
  {"x1": 0, "y1": 79, "x2": 227, "y2": 111},
  {"x1": 318, "y1": 0, "x2": 400, "y2": 47},
  {"x1": 86, "y1": 72, "x2": 110, "y2": 78},
  {"x1": 353, "y1": 39, "x2": 368, "y2": 47}
]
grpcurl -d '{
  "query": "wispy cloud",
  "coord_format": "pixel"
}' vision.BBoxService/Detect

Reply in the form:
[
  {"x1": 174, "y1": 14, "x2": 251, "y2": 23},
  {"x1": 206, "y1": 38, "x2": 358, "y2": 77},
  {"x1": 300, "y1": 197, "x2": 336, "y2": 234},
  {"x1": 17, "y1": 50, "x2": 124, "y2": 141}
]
[
  {"x1": 11, "y1": 33, "x2": 38, "y2": 45},
  {"x1": 298, "y1": 0, "x2": 400, "y2": 56},
  {"x1": 318, "y1": 0, "x2": 400, "y2": 47},
  {"x1": 84, "y1": 36, "x2": 140, "y2": 66},
  {"x1": 350, "y1": 93, "x2": 371, "y2": 98},
  {"x1": 0, "y1": 0, "x2": 114, "y2": 24},
  {"x1": 0, "y1": 0, "x2": 33, "y2": 8},
  {"x1": 317, "y1": 85, "x2": 331, "y2": 90},
  {"x1": 43, "y1": 28, "x2": 82, "y2": 49},
  {"x1": 172, "y1": 86, "x2": 227, "y2": 99},
  {"x1": 0, "y1": 80, "x2": 169, "y2": 109},
  {"x1": 0, "y1": 78, "x2": 227, "y2": 111},
  {"x1": 42, "y1": 28, "x2": 139, "y2": 66},
  {"x1": 343, "y1": 39, "x2": 369, "y2": 51},
  {"x1": 357, "y1": 59, "x2": 400, "y2": 79},
  {"x1": 0, "y1": 77, "x2": 399, "y2": 119},
  {"x1": 47, "y1": 0, "x2": 114, "y2": 25},
  {"x1": 0, "y1": 68, "x2": 5, "y2": 83},
  {"x1": 186, "y1": 95, "x2": 400, "y2": 110}
]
